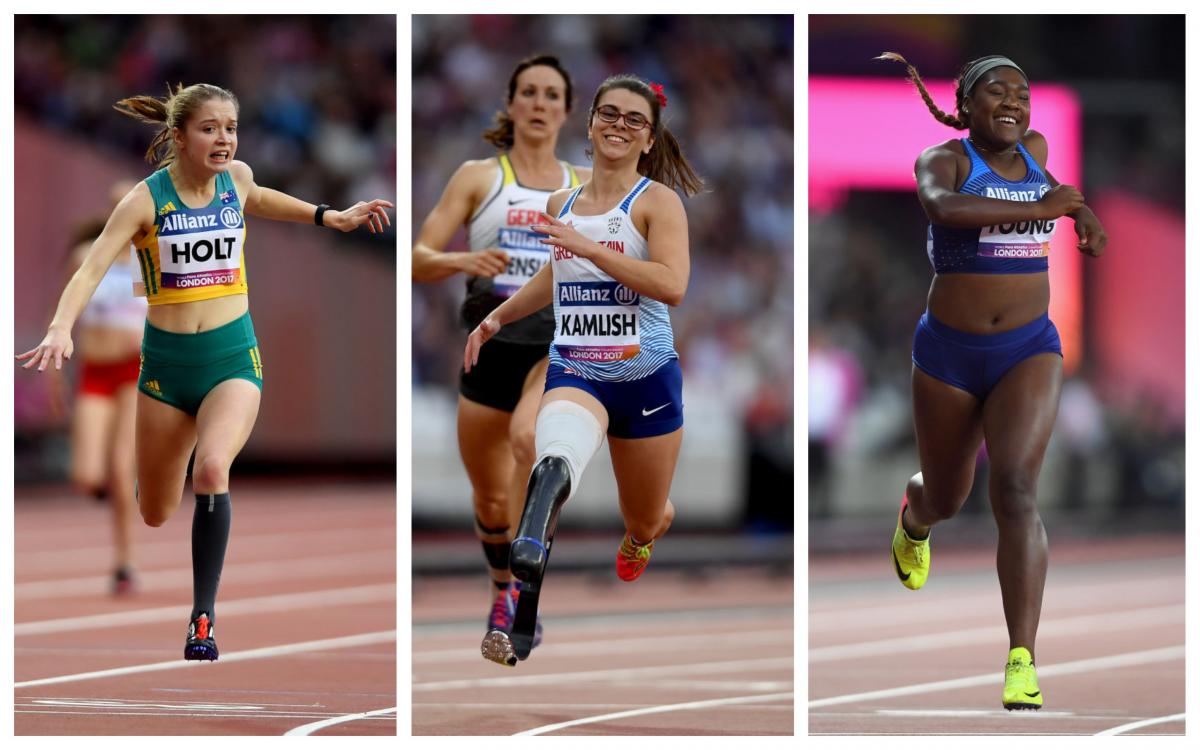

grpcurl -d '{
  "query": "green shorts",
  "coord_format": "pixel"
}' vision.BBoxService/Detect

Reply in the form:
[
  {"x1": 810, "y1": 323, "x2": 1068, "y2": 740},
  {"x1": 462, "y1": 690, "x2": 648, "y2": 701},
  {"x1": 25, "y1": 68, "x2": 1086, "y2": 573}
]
[{"x1": 138, "y1": 311, "x2": 264, "y2": 415}]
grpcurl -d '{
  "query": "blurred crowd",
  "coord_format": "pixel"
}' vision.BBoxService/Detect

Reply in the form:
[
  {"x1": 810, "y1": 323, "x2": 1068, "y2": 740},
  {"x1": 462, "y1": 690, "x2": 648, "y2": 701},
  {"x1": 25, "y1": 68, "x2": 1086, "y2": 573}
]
[
  {"x1": 412, "y1": 15, "x2": 795, "y2": 524},
  {"x1": 14, "y1": 15, "x2": 396, "y2": 240},
  {"x1": 808, "y1": 15, "x2": 1185, "y2": 520}
]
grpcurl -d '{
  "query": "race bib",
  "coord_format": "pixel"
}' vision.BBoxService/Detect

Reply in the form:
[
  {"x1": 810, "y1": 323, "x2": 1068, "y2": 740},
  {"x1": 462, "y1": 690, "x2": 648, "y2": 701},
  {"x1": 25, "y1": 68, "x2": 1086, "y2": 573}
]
[
  {"x1": 492, "y1": 227, "x2": 549, "y2": 297},
  {"x1": 156, "y1": 205, "x2": 244, "y2": 290},
  {"x1": 554, "y1": 280, "x2": 640, "y2": 362},
  {"x1": 977, "y1": 184, "x2": 1054, "y2": 259}
]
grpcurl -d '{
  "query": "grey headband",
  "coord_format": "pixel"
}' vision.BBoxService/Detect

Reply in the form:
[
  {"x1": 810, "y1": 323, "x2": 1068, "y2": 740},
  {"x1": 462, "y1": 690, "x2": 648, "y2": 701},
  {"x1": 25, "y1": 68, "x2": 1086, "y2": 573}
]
[{"x1": 962, "y1": 56, "x2": 1027, "y2": 95}]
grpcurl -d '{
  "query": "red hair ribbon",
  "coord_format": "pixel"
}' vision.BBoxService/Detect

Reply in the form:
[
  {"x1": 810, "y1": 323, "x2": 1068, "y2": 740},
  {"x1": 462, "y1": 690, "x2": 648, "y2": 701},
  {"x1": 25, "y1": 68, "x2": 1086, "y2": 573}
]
[{"x1": 649, "y1": 81, "x2": 668, "y2": 109}]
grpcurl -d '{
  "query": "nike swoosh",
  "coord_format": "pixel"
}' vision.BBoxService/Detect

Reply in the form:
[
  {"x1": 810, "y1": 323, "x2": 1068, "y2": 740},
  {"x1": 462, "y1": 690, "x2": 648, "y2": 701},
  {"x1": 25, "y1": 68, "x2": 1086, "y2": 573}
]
[
  {"x1": 892, "y1": 549, "x2": 911, "y2": 581},
  {"x1": 1024, "y1": 691, "x2": 1040, "y2": 698},
  {"x1": 508, "y1": 198, "x2": 529, "y2": 205},
  {"x1": 642, "y1": 403, "x2": 670, "y2": 416}
]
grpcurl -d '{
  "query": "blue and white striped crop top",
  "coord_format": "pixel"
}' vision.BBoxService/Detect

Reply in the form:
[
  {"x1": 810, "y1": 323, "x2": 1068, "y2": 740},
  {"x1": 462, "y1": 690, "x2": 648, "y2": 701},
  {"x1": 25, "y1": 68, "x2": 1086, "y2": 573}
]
[{"x1": 927, "y1": 138, "x2": 1056, "y2": 274}]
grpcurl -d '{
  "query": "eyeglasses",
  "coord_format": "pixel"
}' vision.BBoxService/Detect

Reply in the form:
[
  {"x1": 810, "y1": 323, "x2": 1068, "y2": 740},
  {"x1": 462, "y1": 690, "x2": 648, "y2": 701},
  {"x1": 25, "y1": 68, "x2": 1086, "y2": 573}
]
[{"x1": 594, "y1": 105, "x2": 650, "y2": 131}]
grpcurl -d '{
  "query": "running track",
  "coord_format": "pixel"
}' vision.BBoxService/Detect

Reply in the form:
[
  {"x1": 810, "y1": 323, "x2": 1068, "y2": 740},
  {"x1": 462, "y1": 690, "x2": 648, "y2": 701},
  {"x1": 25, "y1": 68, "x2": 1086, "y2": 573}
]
[
  {"x1": 413, "y1": 565, "x2": 794, "y2": 735},
  {"x1": 809, "y1": 534, "x2": 1185, "y2": 735},
  {"x1": 15, "y1": 482, "x2": 396, "y2": 735}
]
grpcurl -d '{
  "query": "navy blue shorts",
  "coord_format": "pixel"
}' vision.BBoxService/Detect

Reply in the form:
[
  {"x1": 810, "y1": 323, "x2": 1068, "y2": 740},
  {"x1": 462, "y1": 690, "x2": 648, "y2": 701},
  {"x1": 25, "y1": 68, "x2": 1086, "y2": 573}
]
[
  {"x1": 912, "y1": 311, "x2": 1062, "y2": 400},
  {"x1": 544, "y1": 359, "x2": 684, "y2": 439}
]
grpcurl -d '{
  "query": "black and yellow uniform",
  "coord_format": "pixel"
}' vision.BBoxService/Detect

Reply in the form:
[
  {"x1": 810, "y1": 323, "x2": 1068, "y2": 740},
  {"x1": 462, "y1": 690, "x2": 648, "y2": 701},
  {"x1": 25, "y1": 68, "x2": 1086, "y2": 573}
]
[{"x1": 134, "y1": 168, "x2": 262, "y2": 414}]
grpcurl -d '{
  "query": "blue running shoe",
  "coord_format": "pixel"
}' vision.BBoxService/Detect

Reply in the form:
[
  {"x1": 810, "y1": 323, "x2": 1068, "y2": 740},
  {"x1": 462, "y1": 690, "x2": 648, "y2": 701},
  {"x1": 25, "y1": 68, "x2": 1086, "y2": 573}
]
[{"x1": 184, "y1": 612, "x2": 218, "y2": 661}]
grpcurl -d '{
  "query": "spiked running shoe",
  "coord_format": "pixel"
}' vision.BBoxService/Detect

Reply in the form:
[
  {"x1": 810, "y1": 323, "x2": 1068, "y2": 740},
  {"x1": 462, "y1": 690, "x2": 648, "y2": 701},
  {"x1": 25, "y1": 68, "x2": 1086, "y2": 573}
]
[
  {"x1": 616, "y1": 533, "x2": 654, "y2": 582},
  {"x1": 480, "y1": 581, "x2": 542, "y2": 667},
  {"x1": 184, "y1": 612, "x2": 218, "y2": 661},
  {"x1": 891, "y1": 499, "x2": 930, "y2": 590},
  {"x1": 1003, "y1": 647, "x2": 1043, "y2": 710}
]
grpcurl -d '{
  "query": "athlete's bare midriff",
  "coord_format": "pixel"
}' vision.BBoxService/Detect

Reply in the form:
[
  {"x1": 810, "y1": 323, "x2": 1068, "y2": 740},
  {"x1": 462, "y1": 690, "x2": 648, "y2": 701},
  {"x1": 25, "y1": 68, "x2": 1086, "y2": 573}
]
[
  {"x1": 146, "y1": 293, "x2": 249, "y2": 334},
  {"x1": 927, "y1": 272, "x2": 1049, "y2": 334}
]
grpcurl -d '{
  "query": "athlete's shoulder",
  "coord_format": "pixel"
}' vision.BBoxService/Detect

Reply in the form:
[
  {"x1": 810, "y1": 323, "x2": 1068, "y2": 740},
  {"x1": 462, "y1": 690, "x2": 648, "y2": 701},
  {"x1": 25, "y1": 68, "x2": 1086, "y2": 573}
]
[
  {"x1": 920, "y1": 138, "x2": 967, "y2": 161},
  {"x1": 229, "y1": 159, "x2": 254, "y2": 181},
  {"x1": 1020, "y1": 129, "x2": 1049, "y2": 167},
  {"x1": 546, "y1": 186, "x2": 576, "y2": 217},
  {"x1": 638, "y1": 180, "x2": 684, "y2": 212}
]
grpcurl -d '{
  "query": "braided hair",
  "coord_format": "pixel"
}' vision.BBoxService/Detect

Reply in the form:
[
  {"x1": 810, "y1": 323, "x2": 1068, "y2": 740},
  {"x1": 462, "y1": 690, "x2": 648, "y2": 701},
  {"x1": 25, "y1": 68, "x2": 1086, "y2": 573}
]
[{"x1": 876, "y1": 51, "x2": 992, "y2": 130}]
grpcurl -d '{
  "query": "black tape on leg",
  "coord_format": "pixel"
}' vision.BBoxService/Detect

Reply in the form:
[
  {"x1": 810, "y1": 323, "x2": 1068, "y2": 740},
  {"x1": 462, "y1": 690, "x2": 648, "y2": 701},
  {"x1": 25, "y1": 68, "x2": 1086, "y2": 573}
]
[
  {"x1": 510, "y1": 456, "x2": 571, "y2": 583},
  {"x1": 474, "y1": 515, "x2": 512, "y2": 575}
]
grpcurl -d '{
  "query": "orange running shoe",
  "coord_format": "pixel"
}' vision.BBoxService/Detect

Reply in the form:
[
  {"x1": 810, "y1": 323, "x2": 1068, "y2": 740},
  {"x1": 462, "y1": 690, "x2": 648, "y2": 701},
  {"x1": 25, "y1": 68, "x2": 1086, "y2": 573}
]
[{"x1": 615, "y1": 533, "x2": 654, "y2": 581}]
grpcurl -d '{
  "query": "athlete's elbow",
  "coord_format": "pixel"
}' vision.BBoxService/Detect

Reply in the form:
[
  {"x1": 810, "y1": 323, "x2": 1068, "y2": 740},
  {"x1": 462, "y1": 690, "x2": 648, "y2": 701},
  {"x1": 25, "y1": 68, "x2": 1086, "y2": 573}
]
[{"x1": 661, "y1": 284, "x2": 686, "y2": 307}]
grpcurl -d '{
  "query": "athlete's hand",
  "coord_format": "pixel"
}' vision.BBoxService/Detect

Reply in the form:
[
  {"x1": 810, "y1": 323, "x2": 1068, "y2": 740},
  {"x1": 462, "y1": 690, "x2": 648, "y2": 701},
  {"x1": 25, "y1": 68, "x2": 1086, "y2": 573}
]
[
  {"x1": 463, "y1": 317, "x2": 501, "y2": 373},
  {"x1": 1036, "y1": 184, "x2": 1085, "y2": 220},
  {"x1": 16, "y1": 327, "x2": 73, "y2": 372},
  {"x1": 327, "y1": 199, "x2": 394, "y2": 233},
  {"x1": 456, "y1": 249, "x2": 509, "y2": 277},
  {"x1": 1073, "y1": 212, "x2": 1107, "y2": 258},
  {"x1": 532, "y1": 213, "x2": 600, "y2": 260}
]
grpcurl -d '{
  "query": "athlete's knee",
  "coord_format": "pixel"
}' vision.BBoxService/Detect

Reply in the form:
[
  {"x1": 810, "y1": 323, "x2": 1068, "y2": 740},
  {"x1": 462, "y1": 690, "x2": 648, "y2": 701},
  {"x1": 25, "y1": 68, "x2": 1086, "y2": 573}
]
[
  {"x1": 509, "y1": 421, "x2": 537, "y2": 470},
  {"x1": 534, "y1": 400, "x2": 605, "y2": 500},
  {"x1": 989, "y1": 469, "x2": 1040, "y2": 520},
  {"x1": 192, "y1": 453, "x2": 231, "y2": 493},
  {"x1": 474, "y1": 492, "x2": 509, "y2": 528},
  {"x1": 140, "y1": 504, "x2": 170, "y2": 527}
]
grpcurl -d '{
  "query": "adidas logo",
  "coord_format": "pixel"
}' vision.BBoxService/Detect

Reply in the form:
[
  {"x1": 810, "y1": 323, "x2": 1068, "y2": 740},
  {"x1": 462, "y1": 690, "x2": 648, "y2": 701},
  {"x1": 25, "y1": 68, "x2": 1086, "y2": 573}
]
[{"x1": 143, "y1": 379, "x2": 162, "y2": 394}]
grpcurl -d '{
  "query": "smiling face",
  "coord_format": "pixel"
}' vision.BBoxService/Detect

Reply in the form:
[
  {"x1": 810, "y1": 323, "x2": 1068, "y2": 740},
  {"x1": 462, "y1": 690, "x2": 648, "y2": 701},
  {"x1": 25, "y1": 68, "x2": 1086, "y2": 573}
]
[
  {"x1": 963, "y1": 66, "x2": 1030, "y2": 148},
  {"x1": 588, "y1": 87, "x2": 656, "y2": 164},
  {"x1": 507, "y1": 65, "x2": 569, "y2": 140},
  {"x1": 174, "y1": 97, "x2": 238, "y2": 174}
]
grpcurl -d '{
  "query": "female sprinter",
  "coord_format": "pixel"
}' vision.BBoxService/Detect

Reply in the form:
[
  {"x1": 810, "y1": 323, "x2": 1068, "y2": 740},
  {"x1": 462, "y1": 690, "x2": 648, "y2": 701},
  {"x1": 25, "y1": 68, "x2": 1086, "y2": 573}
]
[
  {"x1": 52, "y1": 202, "x2": 145, "y2": 595},
  {"x1": 413, "y1": 55, "x2": 589, "y2": 654},
  {"x1": 18, "y1": 83, "x2": 392, "y2": 661},
  {"x1": 878, "y1": 53, "x2": 1106, "y2": 709},
  {"x1": 465, "y1": 74, "x2": 703, "y2": 665}
]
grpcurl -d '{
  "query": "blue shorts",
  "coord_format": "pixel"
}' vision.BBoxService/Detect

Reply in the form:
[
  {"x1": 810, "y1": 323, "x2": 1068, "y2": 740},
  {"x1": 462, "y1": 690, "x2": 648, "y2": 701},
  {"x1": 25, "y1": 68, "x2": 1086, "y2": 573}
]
[
  {"x1": 912, "y1": 311, "x2": 1062, "y2": 400},
  {"x1": 544, "y1": 359, "x2": 683, "y2": 439}
]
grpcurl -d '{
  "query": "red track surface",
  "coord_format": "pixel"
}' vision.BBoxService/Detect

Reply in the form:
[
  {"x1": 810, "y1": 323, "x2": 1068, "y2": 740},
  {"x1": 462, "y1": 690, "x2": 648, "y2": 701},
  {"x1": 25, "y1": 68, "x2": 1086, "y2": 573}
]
[
  {"x1": 809, "y1": 534, "x2": 1185, "y2": 735},
  {"x1": 413, "y1": 567, "x2": 794, "y2": 735},
  {"x1": 15, "y1": 482, "x2": 396, "y2": 736}
]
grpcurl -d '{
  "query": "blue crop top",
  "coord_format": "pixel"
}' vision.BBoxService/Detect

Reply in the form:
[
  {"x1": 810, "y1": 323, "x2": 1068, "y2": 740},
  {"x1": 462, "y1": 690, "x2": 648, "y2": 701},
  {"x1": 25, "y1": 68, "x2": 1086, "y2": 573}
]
[{"x1": 926, "y1": 138, "x2": 1056, "y2": 274}]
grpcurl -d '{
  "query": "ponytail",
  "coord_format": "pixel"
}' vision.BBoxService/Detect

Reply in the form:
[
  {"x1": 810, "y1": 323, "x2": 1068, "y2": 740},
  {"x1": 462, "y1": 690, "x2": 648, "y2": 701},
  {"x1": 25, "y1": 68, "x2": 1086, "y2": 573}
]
[{"x1": 875, "y1": 52, "x2": 967, "y2": 130}]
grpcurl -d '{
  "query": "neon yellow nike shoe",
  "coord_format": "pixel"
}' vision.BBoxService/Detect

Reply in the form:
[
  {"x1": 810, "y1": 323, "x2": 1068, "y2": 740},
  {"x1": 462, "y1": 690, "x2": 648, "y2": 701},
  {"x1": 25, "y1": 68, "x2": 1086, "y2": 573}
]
[
  {"x1": 1003, "y1": 647, "x2": 1043, "y2": 710},
  {"x1": 891, "y1": 499, "x2": 930, "y2": 590}
]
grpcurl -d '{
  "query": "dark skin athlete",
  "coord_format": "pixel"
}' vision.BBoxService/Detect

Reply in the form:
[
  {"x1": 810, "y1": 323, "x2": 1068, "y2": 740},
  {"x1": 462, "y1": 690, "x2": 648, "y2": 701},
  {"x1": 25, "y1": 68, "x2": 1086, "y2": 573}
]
[{"x1": 901, "y1": 66, "x2": 1107, "y2": 663}]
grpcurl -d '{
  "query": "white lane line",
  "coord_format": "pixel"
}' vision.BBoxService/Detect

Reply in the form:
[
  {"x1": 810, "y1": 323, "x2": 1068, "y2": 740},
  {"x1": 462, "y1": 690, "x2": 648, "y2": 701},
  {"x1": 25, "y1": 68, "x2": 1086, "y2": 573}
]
[
  {"x1": 514, "y1": 692, "x2": 794, "y2": 736},
  {"x1": 414, "y1": 656, "x2": 793, "y2": 692},
  {"x1": 415, "y1": 628, "x2": 793, "y2": 663},
  {"x1": 15, "y1": 630, "x2": 395, "y2": 689},
  {"x1": 17, "y1": 550, "x2": 392, "y2": 600},
  {"x1": 809, "y1": 645, "x2": 1184, "y2": 708},
  {"x1": 810, "y1": 604, "x2": 1184, "y2": 662},
  {"x1": 16, "y1": 583, "x2": 394, "y2": 636},
  {"x1": 283, "y1": 706, "x2": 397, "y2": 736},
  {"x1": 1094, "y1": 712, "x2": 1186, "y2": 736}
]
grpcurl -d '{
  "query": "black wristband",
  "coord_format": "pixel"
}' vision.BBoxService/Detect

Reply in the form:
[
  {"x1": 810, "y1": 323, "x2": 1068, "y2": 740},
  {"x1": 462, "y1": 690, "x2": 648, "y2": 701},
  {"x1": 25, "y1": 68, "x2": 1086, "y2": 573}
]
[{"x1": 315, "y1": 203, "x2": 331, "y2": 227}]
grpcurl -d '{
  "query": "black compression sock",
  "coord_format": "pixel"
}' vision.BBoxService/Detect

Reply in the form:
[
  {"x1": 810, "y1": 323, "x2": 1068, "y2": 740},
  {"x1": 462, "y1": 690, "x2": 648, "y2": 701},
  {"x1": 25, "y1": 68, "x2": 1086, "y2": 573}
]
[
  {"x1": 191, "y1": 492, "x2": 232, "y2": 624},
  {"x1": 474, "y1": 515, "x2": 512, "y2": 590}
]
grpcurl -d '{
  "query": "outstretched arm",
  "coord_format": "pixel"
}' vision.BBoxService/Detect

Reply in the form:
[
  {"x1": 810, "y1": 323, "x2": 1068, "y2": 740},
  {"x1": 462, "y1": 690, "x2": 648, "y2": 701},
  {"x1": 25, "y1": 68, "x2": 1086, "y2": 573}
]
[
  {"x1": 232, "y1": 160, "x2": 392, "y2": 233},
  {"x1": 17, "y1": 184, "x2": 151, "y2": 371},
  {"x1": 462, "y1": 262, "x2": 554, "y2": 372}
]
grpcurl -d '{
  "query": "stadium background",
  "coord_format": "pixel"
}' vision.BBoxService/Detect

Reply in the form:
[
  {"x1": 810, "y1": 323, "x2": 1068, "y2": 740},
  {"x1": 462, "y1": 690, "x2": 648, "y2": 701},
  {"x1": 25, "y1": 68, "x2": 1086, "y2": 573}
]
[
  {"x1": 410, "y1": 14, "x2": 795, "y2": 574},
  {"x1": 808, "y1": 14, "x2": 1184, "y2": 545},
  {"x1": 13, "y1": 15, "x2": 398, "y2": 476}
]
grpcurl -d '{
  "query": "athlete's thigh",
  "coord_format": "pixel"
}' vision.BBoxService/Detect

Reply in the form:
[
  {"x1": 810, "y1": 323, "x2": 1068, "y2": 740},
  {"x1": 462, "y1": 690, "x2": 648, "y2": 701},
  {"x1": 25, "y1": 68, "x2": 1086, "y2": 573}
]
[
  {"x1": 540, "y1": 385, "x2": 609, "y2": 431},
  {"x1": 510, "y1": 358, "x2": 549, "y2": 450},
  {"x1": 981, "y1": 353, "x2": 1063, "y2": 481},
  {"x1": 912, "y1": 366, "x2": 984, "y2": 501},
  {"x1": 457, "y1": 395, "x2": 514, "y2": 498},
  {"x1": 135, "y1": 392, "x2": 198, "y2": 515},
  {"x1": 194, "y1": 379, "x2": 262, "y2": 463},
  {"x1": 609, "y1": 427, "x2": 683, "y2": 521},
  {"x1": 71, "y1": 393, "x2": 116, "y2": 486}
]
